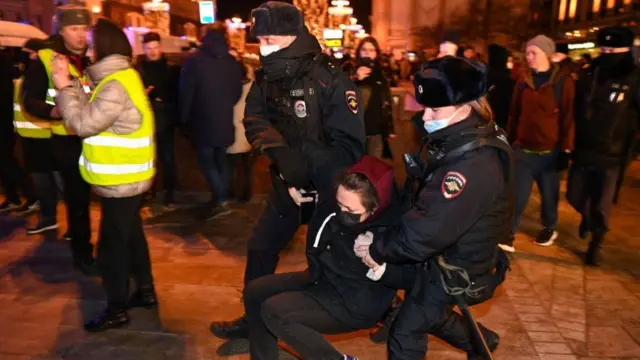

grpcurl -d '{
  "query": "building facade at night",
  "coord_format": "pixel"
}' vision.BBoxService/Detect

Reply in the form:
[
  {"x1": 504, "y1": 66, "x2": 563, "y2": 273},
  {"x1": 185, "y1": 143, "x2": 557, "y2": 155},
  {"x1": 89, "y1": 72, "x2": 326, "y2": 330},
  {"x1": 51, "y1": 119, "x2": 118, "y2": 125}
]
[
  {"x1": 0, "y1": 0, "x2": 56, "y2": 34},
  {"x1": 532, "y1": 0, "x2": 639, "y2": 57}
]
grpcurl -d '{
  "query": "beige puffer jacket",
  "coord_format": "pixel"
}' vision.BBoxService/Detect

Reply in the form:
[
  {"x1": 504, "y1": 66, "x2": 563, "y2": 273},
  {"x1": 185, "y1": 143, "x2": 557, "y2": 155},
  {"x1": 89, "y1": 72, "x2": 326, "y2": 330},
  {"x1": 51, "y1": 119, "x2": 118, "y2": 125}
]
[{"x1": 56, "y1": 54, "x2": 153, "y2": 198}]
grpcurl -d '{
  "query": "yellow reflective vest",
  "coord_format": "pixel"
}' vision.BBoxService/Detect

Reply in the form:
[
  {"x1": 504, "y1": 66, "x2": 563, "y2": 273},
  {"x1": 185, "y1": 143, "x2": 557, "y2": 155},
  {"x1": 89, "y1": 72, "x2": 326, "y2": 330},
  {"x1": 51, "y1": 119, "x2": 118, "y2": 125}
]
[
  {"x1": 13, "y1": 77, "x2": 52, "y2": 139},
  {"x1": 79, "y1": 68, "x2": 156, "y2": 186},
  {"x1": 37, "y1": 48, "x2": 91, "y2": 136}
]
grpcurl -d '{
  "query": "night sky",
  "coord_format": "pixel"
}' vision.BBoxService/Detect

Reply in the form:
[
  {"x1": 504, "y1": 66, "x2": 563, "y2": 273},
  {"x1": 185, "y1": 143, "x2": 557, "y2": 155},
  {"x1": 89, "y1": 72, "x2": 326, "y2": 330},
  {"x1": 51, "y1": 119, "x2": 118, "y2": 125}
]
[{"x1": 216, "y1": 0, "x2": 372, "y2": 33}]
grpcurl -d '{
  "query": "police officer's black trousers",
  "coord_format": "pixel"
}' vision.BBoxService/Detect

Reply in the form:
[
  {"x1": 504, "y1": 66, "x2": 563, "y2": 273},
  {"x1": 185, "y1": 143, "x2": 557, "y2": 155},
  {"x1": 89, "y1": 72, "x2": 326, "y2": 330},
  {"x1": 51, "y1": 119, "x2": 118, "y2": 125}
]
[
  {"x1": 52, "y1": 135, "x2": 92, "y2": 260},
  {"x1": 97, "y1": 194, "x2": 153, "y2": 308},
  {"x1": 244, "y1": 190, "x2": 301, "y2": 286},
  {"x1": 566, "y1": 164, "x2": 619, "y2": 235},
  {"x1": 388, "y1": 277, "x2": 493, "y2": 360},
  {"x1": 0, "y1": 135, "x2": 36, "y2": 205}
]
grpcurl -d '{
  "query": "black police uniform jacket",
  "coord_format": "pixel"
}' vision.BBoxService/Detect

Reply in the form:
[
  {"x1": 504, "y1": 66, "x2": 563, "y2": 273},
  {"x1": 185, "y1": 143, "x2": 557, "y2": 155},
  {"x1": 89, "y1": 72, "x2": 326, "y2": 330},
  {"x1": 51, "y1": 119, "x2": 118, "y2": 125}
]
[
  {"x1": 369, "y1": 114, "x2": 511, "y2": 284},
  {"x1": 244, "y1": 31, "x2": 366, "y2": 201},
  {"x1": 573, "y1": 52, "x2": 640, "y2": 168},
  {"x1": 302, "y1": 174, "x2": 416, "y2": 330}
]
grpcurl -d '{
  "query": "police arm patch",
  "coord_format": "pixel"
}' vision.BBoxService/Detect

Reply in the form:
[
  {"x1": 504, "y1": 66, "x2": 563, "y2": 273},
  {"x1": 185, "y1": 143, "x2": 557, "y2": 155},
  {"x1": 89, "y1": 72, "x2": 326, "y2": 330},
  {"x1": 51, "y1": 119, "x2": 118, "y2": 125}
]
[
  {"x1": 441, "y1": 171, "x2": 467, "y2": 199},
  {"x1": 345, "y1": 90, "x2": 359, "y2": 114}
]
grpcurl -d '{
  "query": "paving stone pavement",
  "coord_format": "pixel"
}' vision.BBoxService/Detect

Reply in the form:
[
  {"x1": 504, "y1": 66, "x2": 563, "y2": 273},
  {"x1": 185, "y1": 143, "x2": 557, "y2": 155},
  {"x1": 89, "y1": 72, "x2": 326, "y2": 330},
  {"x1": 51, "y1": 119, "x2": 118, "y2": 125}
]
[{"x1": 0, "y1": 160, "x2": 639, "y2": 360}]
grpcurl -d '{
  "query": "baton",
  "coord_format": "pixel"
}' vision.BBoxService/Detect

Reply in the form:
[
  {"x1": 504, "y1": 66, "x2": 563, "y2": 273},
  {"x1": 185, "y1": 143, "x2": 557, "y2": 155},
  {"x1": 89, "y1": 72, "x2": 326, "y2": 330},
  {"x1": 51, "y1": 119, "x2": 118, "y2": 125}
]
[{"x1": 452, "y1": 294, "x2": 494, "y2": 360}]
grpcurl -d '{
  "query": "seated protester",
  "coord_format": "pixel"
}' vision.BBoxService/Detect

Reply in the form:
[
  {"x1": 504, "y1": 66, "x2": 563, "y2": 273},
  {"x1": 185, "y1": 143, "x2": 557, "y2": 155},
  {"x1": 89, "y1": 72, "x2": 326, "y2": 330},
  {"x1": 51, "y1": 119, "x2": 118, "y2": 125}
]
[{"x1": 219, "y1": 155, "x2": 415, "y2": 359}]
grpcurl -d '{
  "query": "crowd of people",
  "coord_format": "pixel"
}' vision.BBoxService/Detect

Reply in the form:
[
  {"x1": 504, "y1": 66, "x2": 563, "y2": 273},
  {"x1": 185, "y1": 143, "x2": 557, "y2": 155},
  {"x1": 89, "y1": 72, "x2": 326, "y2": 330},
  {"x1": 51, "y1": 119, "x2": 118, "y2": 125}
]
[{"x1": 0, "y1": 0, "x2": 639, "y2": 359}]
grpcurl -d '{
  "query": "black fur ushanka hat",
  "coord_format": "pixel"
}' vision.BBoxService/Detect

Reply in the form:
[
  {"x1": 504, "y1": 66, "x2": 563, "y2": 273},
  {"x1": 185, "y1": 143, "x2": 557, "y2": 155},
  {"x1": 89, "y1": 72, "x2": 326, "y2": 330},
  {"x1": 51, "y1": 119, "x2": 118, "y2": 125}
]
[
  {"x1": 250, "y1": 1, "x2": 304, "y2": 38},
  {"x1": 598, "y1": 26, "x2": 635, "y2": 48},
  {"x1": 414, "y1": 56, "x2": 488, "y2": 108}
]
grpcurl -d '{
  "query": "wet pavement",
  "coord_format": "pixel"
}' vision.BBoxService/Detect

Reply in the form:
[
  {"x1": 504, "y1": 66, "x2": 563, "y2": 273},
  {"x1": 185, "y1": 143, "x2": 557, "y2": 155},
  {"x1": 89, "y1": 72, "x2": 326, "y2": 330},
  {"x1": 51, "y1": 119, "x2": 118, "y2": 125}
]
[{"x1": 0, "y1": 151, "x2": 639, "y2": 359}]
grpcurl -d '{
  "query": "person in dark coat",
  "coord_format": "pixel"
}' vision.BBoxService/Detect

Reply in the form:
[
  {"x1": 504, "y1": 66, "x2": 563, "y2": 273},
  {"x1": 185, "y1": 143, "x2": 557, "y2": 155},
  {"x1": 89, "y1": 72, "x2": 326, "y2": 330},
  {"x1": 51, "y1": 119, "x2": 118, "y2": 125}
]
[
  {"x1": 180, "y1": 21, "x2": 243, "y2": 217},
  {"x1": 0, "y1": 48, "x2": 37, "y2": 214},
  {"x1": 486, "y1": 44, "x2": 514, "y2": 130},
  {"x1": 210, "y1": 1, "x2": 365, "y2": 341},
  {"x1": 217, "y1": 155, "x2": 413, "y2": 359},
  {"x1": 567, "y1": 26, "x2": 640, "y2": 266},
  {"x1": 349, "y1": 36, "x2": 395, "y2": 159},
  {"x1": 355, "y1": 56, "x2": 510, "y2": 360},
  {"x1": 136, "y1": 32, "x2": 181, "y2": 206}
]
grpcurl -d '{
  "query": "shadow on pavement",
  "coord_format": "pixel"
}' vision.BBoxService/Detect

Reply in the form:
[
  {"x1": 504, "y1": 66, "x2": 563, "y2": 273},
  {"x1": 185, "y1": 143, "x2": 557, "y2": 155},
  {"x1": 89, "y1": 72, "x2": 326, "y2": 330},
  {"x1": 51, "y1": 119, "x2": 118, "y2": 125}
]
[{"x1": 0, "y1": 214, "x2": 27, "y2": 240}]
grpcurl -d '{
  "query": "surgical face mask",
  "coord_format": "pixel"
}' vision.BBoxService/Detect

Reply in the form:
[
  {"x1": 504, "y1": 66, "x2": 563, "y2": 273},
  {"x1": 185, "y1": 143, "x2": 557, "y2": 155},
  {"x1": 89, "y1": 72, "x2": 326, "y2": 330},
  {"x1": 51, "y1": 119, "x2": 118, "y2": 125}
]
[
  {"x1": 260, "y1": 44, "x2": 281, "y2": 57},
  {"x1": 337, "y1": 208, "x2": 362, "y2": 227},
  {"x1": 423, "y1": 107, "x2": 464, "y2": 133}
]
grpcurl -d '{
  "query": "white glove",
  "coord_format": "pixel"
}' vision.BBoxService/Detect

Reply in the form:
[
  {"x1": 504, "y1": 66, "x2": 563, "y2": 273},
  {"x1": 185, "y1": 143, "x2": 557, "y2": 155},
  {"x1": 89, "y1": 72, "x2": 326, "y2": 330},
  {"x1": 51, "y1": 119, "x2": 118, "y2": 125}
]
[{"x1": 354, "y1": 231, "x2": 374, "y2": 258}]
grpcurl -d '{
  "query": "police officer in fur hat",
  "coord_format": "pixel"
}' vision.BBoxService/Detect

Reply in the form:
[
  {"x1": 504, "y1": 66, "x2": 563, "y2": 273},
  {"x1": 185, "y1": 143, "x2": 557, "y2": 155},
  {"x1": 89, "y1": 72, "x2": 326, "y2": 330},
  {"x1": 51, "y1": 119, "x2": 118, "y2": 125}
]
[
  {"x1": 354, "y1": 56, "x2": 512, "y2": 359},
  {"x1": 210, "y1": 1, "x2": 365, "y2": 341},
  {"x1": 567, "y1": 26, "x2": 639, "y2": 266}
]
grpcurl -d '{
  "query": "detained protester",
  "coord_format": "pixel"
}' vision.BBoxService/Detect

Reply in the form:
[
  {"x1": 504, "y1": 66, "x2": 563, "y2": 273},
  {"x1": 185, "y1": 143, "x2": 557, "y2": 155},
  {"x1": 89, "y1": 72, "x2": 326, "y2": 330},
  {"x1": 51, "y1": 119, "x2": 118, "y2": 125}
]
[
  {"x1": 210, "y1": 1, "x2": 365, "y2": 338},
  {"x1": 507, "y1": 35, "x2": 575, "y2": 249},
  {"x1": 350, "y1": 36, "x2": 395, "y2": 159},
  {"x1": 22, "y1": 6, "x2": 95, "y2": 271},
  {"x1": 136, "y1": 31, "x2": 180, "y2": 206},
  {"x1": 219, "y1": 156, "x2": 413, "y2": 359},
  {"x1": 355, "y1": 56, "x2": 512, "y2": 360},
  {"x1": 53, "y1": 19, "x2": 157, "y2": 332},
  {"x1": 568, "y1": 26, "x2": 640, "y2": 266}
]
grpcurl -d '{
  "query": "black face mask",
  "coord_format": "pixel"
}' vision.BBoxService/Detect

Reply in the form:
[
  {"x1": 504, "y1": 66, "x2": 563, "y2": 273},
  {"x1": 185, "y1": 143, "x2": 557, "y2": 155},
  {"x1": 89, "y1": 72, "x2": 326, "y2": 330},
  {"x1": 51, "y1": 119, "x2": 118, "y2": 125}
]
[
  {"x1": 597, "y1": 52, "x2": 632, "y2": 69},
  {"x1": 337, "y1": 209, "x2": 362, "y2": 227}
]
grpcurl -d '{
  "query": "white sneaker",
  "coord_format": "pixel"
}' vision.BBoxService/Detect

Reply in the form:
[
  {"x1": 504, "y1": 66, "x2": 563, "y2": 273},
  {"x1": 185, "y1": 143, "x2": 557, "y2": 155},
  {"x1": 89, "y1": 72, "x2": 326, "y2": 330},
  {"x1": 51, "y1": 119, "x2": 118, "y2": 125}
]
[{"x1": 498, "y1": 243, "x2": 516, "y2": 253}]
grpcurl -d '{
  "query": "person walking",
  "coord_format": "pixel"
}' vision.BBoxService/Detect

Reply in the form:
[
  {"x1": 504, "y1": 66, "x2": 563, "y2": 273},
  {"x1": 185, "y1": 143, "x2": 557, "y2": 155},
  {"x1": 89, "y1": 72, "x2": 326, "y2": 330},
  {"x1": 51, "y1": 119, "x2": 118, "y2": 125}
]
[
  {"x1": 486, "y1": 44, "x2": 514, "y2": 130},
  {"x1": 210, "y1": 1, "x2": 365, "y2": 339},
  {"x1": 568, "y1": 27, "x2": 640, "y2": 266},
  {"x1": 351, "y1": 36, "x2": 394, "y2": 159},
  {"x1": 53, "y1": 18, "x2": 158, "y2": 332},
  {"x1": 180, "y1": 22, "x2": 243, "y2": 218},
  {"x1": 136, "y1": 32, "x2": 180, "y2": 206},
  {"x1": 507, "y1": 35, "x2": 575, "y2": 248}
]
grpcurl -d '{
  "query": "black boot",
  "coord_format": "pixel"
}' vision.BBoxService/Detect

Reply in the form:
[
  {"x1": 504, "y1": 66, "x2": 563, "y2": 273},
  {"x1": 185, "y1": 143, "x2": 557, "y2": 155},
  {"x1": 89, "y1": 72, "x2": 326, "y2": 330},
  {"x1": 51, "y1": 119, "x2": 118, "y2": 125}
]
[
  {"x1": 370, "y1": 296, "x2": 403, "y2": 344},
  {"x1": 585, "y1": 232, "x2": 604, "y2": 266},
  {"x1": 210, "y1": 315, "x2": 249, "y2": 340},
  {"x1": 467, "y1": 327, "x2": 500, "y2": 360},
  {"x1": 579, "y1": 218, "x2": 590, "y2": 240},
  {"x1": 84, "y1": 306, "x2": 130, "y2": 332},
  {"x1": 128, "y1": 284, "x2": 158, "y2": 309}
]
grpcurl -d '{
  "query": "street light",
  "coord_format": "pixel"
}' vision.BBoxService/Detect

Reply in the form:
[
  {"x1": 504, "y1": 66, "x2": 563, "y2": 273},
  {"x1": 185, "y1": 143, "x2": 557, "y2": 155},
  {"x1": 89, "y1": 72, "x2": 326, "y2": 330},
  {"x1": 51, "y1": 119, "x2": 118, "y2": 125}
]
[{"x1": 91, "y1": 5, "x2": 101, "y2": 14}]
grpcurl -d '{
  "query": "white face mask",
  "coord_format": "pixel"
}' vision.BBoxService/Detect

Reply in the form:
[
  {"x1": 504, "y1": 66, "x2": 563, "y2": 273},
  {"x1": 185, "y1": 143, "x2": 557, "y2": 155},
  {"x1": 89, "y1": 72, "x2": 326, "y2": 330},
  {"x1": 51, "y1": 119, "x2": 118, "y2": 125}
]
[
  {"x1": 424, "y1": 107, "x2": 464, "y2": 133},
  {"x1": 260, "y1": 44, "x2": 281, "y2": 57}
]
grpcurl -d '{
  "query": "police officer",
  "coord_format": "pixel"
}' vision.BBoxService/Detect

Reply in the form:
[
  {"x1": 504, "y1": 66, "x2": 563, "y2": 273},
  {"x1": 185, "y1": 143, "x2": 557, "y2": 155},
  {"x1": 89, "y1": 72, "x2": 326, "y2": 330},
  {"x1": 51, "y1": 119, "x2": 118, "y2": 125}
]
[
  {"x1": 21, "y1": 5, "x2": 95, "y2": 275},
  {"x1": 211, "y1": 1, "x2": 365, "y2": 338},
  {"x1": 567, "y1": 26, "x2": 639, "y2": 266},
  {"x1": 355, "y1": 56, "x2": 511, "y2": 359}
]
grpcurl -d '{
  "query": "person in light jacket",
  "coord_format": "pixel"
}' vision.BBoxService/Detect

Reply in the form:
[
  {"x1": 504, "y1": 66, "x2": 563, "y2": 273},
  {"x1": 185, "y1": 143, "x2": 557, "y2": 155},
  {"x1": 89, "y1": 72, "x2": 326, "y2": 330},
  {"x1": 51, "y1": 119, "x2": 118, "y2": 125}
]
[
  {"x1": 52, "y1": 18, "x2": 157, "y2": 333},
  {"x1": 227, "y1": 57, "x2": 254, "y2": 202}
]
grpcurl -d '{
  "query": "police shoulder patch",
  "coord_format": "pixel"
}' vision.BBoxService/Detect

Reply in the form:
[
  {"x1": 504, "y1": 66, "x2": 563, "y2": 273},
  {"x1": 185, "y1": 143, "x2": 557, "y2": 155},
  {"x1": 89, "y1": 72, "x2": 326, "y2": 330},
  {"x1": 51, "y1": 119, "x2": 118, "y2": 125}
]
[
  {"x1": 346, "y1": 90, "x2": 359, "y2": 114},
  {"x1": 441, "y1": 171, "x2": 467, "y2": 199}
]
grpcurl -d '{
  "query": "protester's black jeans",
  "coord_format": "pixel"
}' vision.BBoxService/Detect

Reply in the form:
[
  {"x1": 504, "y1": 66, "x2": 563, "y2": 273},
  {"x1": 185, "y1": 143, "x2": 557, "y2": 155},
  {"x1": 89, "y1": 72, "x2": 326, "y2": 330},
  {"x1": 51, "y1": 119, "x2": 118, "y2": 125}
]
[
  {"x1": 97, "y1": 194, "x2": 153, "y2": 307},
  {"x1": 0, "y1": 135, "x2": 36, "y2": 204},
  {"x1": 155, "y1": 127, "x2": 177, "y2": 195},
  {"x1": 244, "y1": 272, "x2": 353, "y2": 360}
]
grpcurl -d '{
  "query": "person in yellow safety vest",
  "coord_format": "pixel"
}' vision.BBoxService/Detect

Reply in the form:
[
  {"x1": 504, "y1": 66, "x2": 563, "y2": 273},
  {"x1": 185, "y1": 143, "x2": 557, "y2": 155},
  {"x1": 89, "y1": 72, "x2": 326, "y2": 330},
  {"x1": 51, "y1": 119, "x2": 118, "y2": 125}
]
[
  {"x1": 0, "y1": 39, "x2": 40, "y2": 215},
  {"x1": 21, "y1": 5, "x2": 96, "y2": 276},
  {"x1": 52, "y1": 18, "x2": 157, "y2": 333}
]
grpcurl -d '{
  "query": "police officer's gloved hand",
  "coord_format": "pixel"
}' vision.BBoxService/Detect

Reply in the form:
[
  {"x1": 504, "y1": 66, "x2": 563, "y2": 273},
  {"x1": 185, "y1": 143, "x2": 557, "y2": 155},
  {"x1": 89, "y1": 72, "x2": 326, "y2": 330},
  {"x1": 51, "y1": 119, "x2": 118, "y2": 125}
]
[
  {"x1": 557, "y1": 151, "x2": 571, "y2": 171},
  {"x1": 268, "y1": 147, "x2": 311, "y2": 189}
]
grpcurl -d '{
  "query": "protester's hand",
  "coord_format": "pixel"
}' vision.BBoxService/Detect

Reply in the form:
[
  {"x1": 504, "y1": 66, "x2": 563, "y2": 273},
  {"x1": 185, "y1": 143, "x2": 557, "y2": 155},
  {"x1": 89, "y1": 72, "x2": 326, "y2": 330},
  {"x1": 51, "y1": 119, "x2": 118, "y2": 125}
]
[
  {"x1": 354, "y1": 243, "x2": 370, "y2": 259},
  {"x1": 362, "y1": 252, "x2": 381, "y2": 271},
  {"x1": 356, "y1": 66, "x2": 372, "y2": 81},
  {"x1": 50, "y1": 106, "x2": 61, "y2": 119},
  {"x1": 288, "y1": 187, "x2": 315, "y2": 206},
  {"x1": 51, "y1": 54, "x2": 71, "y2": 90}
]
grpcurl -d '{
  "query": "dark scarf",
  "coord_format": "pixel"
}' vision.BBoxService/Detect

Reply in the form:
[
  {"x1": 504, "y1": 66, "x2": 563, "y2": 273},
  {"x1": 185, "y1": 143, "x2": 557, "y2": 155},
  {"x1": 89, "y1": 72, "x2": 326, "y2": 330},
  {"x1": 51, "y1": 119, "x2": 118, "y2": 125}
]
[
  {"x1": 260, "y1": 31, "x2": 322, "y2": 82},
  {"x1": 593, "y1": 52, "x2": 637, "y2": 82}
]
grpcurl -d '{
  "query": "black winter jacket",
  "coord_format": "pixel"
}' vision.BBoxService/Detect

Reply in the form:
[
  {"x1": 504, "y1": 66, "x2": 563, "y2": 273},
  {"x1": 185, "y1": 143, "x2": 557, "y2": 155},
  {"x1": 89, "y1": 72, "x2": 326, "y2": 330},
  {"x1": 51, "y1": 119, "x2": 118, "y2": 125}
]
[
  {"x1": 370, "y1": 115, "x2": 511, "y2": 276},
  {"x1": 304, "y1": 196, "x2": 416, "y2": 329},
  {"x1": 179, "y1": 30, "x2": 243, "y2": 148}
]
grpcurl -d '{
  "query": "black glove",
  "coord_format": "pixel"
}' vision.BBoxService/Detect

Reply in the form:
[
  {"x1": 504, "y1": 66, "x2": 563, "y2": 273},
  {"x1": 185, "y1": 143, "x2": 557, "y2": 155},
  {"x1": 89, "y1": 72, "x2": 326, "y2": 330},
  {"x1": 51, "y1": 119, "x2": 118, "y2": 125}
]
[
  {"x1": 557, "y1": 151, "x2": 571, "y2": 171},
  {"x1": 268, "y1": 147, "x2": 311, "y2": 188}
]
